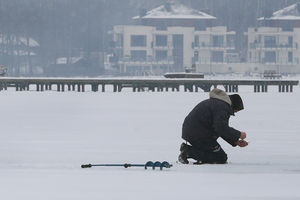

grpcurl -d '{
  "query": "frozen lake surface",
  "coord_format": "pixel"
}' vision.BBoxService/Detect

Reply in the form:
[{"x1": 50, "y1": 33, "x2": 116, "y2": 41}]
[{"x1": 0, "y1": 83, "x2": 300, "y2": 200}]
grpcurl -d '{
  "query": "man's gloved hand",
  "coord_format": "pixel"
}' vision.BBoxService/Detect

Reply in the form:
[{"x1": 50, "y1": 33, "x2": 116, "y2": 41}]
[{"x1": 236, "y1": 140, "x2": 248, "y2": 147}]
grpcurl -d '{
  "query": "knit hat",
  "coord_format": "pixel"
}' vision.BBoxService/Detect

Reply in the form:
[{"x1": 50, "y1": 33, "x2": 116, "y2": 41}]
[{"x1": 229, "y1": 94, "x2": 244, "y2": 111}]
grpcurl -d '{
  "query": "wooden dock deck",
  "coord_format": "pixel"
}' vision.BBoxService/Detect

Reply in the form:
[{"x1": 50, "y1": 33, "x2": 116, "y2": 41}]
[{"x1": 0, "y1": 78, "x2": 298, "y2": 93}]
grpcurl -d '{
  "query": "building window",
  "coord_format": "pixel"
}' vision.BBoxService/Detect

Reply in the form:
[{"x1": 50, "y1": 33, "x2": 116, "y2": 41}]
[
  {"x1": 264, "y1": 51, "x2": 276, "y2": 63},
  {"x1": 172, "y1": 34, "x2": 184, "y2": 67},
  {"x1": 194, "y1": 36, "x2": 199, "y2": 47},
  {"x1": 155, "y1": 35, "x2": 167, "y2": 47},
  {"x1": 212, "y1": 35, "x2": 224, "y2": 47},
  {"x1": 155, "y1": 50, "x2": 168, "y2": 61},
  {"x1": 116, "y1": 34, "x2": 123, "y2": 47},
  {"x1": 282, "y1": 22, "x2": 293, "y2": 32},
  {"x1": 192, "y1": 51, "x2": 199, "y2": 63},
  {"x1": 172, "y1": 34, "x2": 183, "y2": 48},
  {"x1": 288, "y1": 52, "x2": 293, "y2": 63},
  {"x1": 131, "y1": 35, "x2": 146, "y2": 47},
  {"x1": 288, "y1": 36, "x2": 293, "y2": 48},
  {"x1": 130, "y1": 50, "x2": 147, "y2": 61},
  {"x1": 211, "y1": 51, "x2": 224, "y2": 63},
  {"x1": 226, "y1": 51, "x2": 240, "y2": 63},
  {"x1": 264, "y1": 36, "x2": 276, "y2": 48},
  {"x1": 226, "y1": 35, "x2": 235, "y2": 48}
]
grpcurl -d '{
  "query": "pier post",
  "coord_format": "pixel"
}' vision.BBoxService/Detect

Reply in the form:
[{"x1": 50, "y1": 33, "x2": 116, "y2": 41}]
[
  {"x1": 254, "y1": 85, "x2": 261, "y2": 92},
  {"x1": 184, "y1": 84, "x2": 193, "y2": 92},
  {"x1": 148, "y1": 85, "x2": 155, "y2": 92},
  {"x1": 232, "y1": 85, "x2": 238, "y2": 92},
  {"x1": 36, "y1": 84, "x2": 40, "y2": 92},
  {"x1": 224, "y1": 85, "x2": 228, "y2": 92},
  {"x1": 282, "y1": 85, "x2": 286, "y2": 92},
  {"x1": 117, "y1": 84, "x2": 122, "y2": 92},
  {"x1": 262, "y1": 85, "x2": 268, "y2": 92},
  {"x1": 91, "y1": 84, "x2": 98, "y2": 92}
]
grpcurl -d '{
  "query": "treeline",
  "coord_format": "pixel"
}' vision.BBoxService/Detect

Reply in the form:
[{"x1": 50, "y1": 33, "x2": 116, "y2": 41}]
[{"x1": 0, "y1": 0, "x2": 298, "y2": 76}]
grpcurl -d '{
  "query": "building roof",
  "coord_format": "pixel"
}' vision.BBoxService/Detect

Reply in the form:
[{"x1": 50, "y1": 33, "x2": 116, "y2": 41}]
[
  {"x1": 258, "y1": 3, "x2": 300, "y2": 21},
  {"x1": 133, "y1": 2, "x2": 216, "y2": 20}
]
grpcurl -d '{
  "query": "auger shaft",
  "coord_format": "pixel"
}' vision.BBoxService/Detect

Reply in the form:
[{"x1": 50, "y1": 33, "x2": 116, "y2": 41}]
[{"x1": 81, "y1": 161, "x2": 172, "y2": 170}]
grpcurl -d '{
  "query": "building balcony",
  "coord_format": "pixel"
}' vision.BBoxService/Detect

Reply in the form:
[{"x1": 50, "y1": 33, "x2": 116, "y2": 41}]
[
  {"x1": 118, "y1": 57, "x2": 174, "y2": 65},
  {"x1": 152, "y1": 45, "x2": 171, "y2": 50},
  {"x1": 192, "y1": 42, "x2": 235, "y2": 50},
  {"x1": 250, "y1": 43, "x2": 298, "y2": 49},
  {"x1": 193, "y1": 60, "x2": 227, "y2": 64}
]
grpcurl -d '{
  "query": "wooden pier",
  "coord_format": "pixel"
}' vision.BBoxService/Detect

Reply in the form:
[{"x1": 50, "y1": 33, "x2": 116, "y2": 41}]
[{"x1": 0, "y1": 78, "x2": 298, "y2": 93}]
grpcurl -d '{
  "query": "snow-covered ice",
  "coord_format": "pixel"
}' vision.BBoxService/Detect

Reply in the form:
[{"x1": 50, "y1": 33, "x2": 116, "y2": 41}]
[{"x1": 0, "y1": 83, "x2": 300, "y2": 200}]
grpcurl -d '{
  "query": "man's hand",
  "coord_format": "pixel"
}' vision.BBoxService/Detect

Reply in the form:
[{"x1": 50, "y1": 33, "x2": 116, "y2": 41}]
[
  {"x1": 236, "y1": 140, "x2": 248, "y2": 147},
  {"x1": 240, "y1": 132, "x2": 247, "y2": 140}
]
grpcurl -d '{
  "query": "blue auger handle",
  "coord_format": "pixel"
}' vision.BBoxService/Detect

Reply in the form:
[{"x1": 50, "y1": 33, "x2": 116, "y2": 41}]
[
  {"x1": 153, "y1": 161, "x2": 162, "y2": 170},
  {"x1": 160, "y1": 161, "x2": 173, "y2": 170},
  {"x1": 144, "y1": 161, "x2": 154, "y2": 169},
  {"x1": 144, "y1": 161, "x2": 173, "y2": 170}
]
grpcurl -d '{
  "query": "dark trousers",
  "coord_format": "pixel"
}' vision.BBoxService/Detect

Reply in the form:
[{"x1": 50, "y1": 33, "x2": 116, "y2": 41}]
[{"x1": 186, "y1": 139, "x2": 227, "y2": 164}]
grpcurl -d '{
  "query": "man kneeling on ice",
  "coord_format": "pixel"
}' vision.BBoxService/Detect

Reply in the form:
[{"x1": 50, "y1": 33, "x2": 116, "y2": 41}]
[{"x1": 179, "y1": 88, "x2": 248, "y2": 164}]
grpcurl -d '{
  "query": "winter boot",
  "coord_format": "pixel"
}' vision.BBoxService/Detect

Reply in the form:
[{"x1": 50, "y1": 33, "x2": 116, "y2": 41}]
[{"x1": 178, "y1": 143, "x2": 189, "y2": 164}]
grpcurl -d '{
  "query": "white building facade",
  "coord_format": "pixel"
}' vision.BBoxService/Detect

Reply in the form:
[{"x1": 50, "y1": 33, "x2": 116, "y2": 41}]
[
  {"x1": 113, "y1": 25, "x2": 238, "y2": 75},
  {"x1": 246, "y1": 3, "x2": 300, "y2": 74},
  {"x1": 110, "y1": 2, "x2": 240, "y2": 75},
  {"x1": 246, "y1": 27, "x2": 300, "y2": 73}
]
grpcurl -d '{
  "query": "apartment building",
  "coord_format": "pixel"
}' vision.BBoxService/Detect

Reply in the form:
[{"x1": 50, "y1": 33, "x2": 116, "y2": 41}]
[
  {"x1": 246, "y1": 3, "x2": 300, "y2": 74},
  {"x1": 110, "y1": 2, "x2": 238, "y2": 75}
]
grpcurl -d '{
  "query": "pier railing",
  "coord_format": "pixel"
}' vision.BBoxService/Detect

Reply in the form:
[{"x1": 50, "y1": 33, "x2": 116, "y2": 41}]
[{"x1": 0, "y1": 78, "x2": 298, "y2": 93}]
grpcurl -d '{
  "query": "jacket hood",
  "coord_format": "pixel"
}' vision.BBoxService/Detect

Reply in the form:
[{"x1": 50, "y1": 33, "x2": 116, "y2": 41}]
[{"x1": 209, "y1": 88, "x2": 232, "y2": 105}]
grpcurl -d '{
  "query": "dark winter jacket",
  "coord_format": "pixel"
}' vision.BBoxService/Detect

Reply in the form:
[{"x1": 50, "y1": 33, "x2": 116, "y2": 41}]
[{"x1": 182, "y1": 89, "x2": 241, "y2": 146}]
